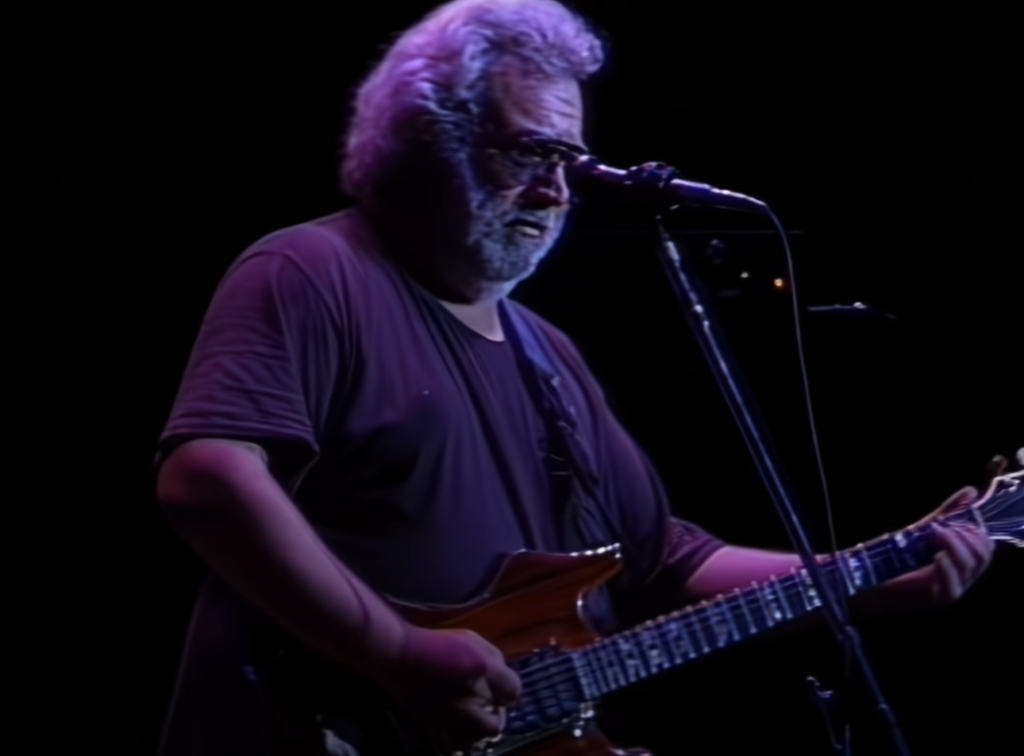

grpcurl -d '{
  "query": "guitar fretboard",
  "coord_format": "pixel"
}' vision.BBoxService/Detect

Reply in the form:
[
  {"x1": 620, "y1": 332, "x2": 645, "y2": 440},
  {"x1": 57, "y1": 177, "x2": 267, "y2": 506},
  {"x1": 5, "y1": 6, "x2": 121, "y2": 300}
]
[
  {"x1": 508, "y1": 472, "x2": 1019, "y2": 739},
  {"x1": 573, "y1": 525, "x2": 941, "y2": 699}
]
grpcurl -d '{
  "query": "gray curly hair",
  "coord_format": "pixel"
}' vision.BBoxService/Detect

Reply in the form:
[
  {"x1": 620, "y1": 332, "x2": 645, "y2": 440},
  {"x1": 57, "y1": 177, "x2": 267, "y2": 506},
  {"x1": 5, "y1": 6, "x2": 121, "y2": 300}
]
[{"x1": 340, "y1": 0, "x2": 604, "y2": 200}]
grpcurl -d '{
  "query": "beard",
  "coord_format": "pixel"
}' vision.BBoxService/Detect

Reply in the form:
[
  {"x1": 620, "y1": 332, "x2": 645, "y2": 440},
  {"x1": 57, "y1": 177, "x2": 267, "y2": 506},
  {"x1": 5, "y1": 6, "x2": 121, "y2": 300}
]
[
  {"x1": 368, "y1": 150, "x2": 569, "y2": 302},
  {"x1": 460, "y1": 180, "x2": 566, "y2": 288}
]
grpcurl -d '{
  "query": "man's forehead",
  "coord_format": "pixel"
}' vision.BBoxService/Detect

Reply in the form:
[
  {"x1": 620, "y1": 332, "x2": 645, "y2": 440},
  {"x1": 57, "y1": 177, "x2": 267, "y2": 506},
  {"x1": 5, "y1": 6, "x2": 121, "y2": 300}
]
[{"x1": 487, "y1": 67, "x2": 585, "y2": 147}]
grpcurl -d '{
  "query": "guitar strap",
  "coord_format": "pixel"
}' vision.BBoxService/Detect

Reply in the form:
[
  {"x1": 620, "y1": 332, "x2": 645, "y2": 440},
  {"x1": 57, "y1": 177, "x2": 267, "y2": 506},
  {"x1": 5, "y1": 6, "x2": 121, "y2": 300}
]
[{"x1": 500, "y1": 301, "x2": 623, "y2": 630}]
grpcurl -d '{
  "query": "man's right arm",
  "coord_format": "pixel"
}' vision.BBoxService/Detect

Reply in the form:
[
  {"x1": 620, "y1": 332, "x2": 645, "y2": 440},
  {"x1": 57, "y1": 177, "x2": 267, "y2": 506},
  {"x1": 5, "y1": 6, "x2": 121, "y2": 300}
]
[
  {"x1": 156, "y1": 437, "x2": 520, "y2": 747},
  {"x1": 156, "y1": 437, "x2": 410, "y2": 680}
]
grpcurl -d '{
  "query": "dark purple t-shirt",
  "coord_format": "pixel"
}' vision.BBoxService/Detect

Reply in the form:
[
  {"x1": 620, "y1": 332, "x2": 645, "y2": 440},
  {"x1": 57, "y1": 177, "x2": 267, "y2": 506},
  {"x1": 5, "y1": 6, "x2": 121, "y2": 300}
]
[{"x1": 160, "y1": 208, "x2": 723, "y2": 620}]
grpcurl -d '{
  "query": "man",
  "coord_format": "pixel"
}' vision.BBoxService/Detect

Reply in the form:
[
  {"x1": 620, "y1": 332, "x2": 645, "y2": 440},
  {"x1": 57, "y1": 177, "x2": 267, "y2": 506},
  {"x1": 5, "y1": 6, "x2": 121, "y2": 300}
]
[{"x1": 155, "y1": 1, "x2": 994, "y2": 754}]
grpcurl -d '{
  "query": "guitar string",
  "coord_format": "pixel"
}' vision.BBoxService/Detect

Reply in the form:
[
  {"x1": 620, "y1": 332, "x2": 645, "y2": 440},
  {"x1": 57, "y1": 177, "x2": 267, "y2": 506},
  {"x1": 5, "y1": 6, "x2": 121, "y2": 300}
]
[
  {"x1": 518, "y1": 502, "x2": 1022, "y2": 702},
  {"x1": 515, "y1": 482, "x2": 1023, "y2": 702},
  {"x1": 510, "y1": 528, "x2": 940, "y2": 697},
  {"x1": 514, "y1": 572, "x2": 812, "y2": 693},
  {"x1": 518, "y1": 499, "x2": 1000, "y2": 692},
  {"x1": 513, "y1": 496, "x2": 1020, "y2": 712},
  {"x1": 513, "y1": 479, "x2": 1023, "y2": 708},
  {"x1": 512, "y1": 571, "x2": 826, "y2": 697},
  {"x1": 515, "y1": 556, "x2": 882, "y2": 694}
]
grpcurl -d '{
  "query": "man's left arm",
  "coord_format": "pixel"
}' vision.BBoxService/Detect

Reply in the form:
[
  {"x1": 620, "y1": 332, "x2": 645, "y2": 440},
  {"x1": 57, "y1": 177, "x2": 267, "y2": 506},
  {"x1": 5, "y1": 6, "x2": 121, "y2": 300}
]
[{"x1": 679, "y1": 487, "x2": 996, "y2": 613}]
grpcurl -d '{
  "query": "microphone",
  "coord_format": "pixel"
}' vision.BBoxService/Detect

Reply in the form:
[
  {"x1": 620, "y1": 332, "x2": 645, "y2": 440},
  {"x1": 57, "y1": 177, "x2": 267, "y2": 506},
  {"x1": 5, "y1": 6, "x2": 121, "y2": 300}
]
[{"x1": 569, "y1": 155, "x2": 768, "y2": 213}]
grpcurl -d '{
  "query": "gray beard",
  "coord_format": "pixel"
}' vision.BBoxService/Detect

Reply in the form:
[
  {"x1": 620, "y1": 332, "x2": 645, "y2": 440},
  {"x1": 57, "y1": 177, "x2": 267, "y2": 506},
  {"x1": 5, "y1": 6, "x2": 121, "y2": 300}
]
[{"x1": 463, "y1": 191, "x2": 563, "y2": 286}]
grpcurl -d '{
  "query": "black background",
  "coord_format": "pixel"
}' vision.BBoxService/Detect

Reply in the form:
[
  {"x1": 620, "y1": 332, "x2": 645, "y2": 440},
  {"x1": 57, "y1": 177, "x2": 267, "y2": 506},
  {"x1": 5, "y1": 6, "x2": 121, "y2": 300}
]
[{"x1": 61, "y1": 2, "x2": 1021, "y2": 755}]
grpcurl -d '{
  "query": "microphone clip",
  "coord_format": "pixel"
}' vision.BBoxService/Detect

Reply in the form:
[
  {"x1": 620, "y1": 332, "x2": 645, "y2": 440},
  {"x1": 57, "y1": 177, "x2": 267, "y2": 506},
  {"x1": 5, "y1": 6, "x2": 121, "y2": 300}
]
[{"x1": 624, "y1": 161, "x2": 681, "y2": 191}]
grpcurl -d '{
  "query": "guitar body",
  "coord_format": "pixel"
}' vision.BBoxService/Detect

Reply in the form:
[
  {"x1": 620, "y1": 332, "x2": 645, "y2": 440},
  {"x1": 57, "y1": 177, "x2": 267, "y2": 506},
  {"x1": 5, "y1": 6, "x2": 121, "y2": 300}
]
[
  {"x1": 388, "y1": 545, "x2": 651, "y2": 756},
  {"x1": 391, "y1": 546, "x2": 620, "y2": 656},
  {"x1": 269, "y1": 545, "x2": 652, "y2": 756}
]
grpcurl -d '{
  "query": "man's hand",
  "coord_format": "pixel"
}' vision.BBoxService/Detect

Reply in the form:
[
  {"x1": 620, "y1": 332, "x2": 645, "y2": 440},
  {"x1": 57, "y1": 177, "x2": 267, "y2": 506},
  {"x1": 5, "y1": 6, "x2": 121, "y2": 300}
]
[
  {"x1": 902, "y1": 486, "x2": 994, "y2": 604},
  {"x1": 373, "y1": 626, "x2": 521, "y2": 753},
  {"x1": 878, "y1": 455, "x2": 1008, "y2": 609}
]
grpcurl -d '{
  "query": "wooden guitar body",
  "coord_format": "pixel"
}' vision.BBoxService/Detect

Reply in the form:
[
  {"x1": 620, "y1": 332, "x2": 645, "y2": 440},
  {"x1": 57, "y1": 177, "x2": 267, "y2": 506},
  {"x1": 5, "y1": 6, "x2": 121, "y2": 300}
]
[
  {"x1": 387, "y1": 544, "x2": 652, "y2": 756},
  {"x1": 391, "y1": 545, "x2": 621, "y2": 655}
]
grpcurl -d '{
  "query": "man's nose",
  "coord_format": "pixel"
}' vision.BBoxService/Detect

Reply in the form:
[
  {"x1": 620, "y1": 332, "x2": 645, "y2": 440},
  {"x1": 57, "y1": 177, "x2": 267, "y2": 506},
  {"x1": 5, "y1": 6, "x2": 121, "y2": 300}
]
[{"x1": 521, "y1": 165, "x2": 571, "y2": 208}]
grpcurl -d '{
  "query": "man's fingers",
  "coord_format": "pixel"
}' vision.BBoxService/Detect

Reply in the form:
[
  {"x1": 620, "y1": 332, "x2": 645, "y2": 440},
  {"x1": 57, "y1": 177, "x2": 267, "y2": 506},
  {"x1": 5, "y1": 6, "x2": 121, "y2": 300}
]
[
  {"x1": 486, "y1": 664, "x2": 522, "y2": 706},
  {"x1": 936, "y1": 526, "x2": 974, "y2": 571},
  {"x1": 957, "y1": 525, "x2": 995, "y2": 583},
  {"x1": 933, "y1": 552, "x2": 962, "y2": 602},
  {"x1": 954, "y1": 524, "x2": 991, "y2": 567},
  {"x1": 442, "y1": 699, "x2": 502, "y2": 752},
  {"x1": 936, "y1": 486, "x2": 979, "y2": 516},
  {"x1": 932, "y1": 525, "x2": 992, "y2": 600}
]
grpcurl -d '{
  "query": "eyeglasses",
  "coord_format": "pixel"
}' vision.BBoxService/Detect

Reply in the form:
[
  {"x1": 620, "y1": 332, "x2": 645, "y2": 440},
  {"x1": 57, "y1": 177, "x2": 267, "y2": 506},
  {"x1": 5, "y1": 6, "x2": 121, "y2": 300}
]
[{"x1": 477, "y1": 132, "x2": 588, "y2": 186}]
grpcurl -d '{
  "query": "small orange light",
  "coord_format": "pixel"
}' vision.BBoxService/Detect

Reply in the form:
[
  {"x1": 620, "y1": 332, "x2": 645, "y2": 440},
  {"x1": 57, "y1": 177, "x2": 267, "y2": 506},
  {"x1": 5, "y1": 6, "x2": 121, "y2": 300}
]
[{"x1": 773, "y1": 278, "x2": 785, "y2": 289}]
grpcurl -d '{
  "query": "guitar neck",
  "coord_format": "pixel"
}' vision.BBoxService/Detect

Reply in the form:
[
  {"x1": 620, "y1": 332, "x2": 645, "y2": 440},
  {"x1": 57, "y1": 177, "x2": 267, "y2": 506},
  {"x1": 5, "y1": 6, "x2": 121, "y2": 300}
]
[{"x1": 575, "y1": 524, "x2": 946, "y2": 699}]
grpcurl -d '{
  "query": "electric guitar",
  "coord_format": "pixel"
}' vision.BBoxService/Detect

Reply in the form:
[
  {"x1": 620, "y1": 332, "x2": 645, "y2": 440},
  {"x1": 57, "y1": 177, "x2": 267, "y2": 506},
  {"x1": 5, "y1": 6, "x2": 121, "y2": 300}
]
[{"x1": 275, "y1": 469, "x2": 1023, "y2": 756}]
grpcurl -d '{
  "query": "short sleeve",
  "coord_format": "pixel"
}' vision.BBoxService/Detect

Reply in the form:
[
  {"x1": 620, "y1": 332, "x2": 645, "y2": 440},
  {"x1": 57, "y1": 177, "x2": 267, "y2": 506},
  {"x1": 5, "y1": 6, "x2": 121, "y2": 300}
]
[
  {"x1": 661, "y1": 516, "x2": 726, "y2": 585},
  {"x1": 623, "y1": 516, "x2": 726, "y2": 621},
  {"x1": 158, "y1": 249, "x2": 342, "y2": 477}
]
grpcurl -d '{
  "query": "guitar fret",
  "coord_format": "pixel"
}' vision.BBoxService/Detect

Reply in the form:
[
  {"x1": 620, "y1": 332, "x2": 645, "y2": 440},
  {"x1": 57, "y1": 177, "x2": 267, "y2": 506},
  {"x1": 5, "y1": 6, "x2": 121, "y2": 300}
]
[
  {"x1": 614, "y1": 637, "x2": 635, "y2": 684},
  {"x1": 791, "y1": 576, "x2": 809, "y2": 614},
  {"x1": 795, "y1": 569, "x2": 812, "y2": 611},
  {"x1": 657, "y1": 618, "x2": 686, "y2": 665},
  {"x1": 608, "y1": 642, "x2": 630, "y2": 688},
  {"x1": 821, "y1": 556, "x2": 845, "y2": 599},
  {"x1": 678, "y1": 615, "x2": 699, "y2": 659},
  {"x1": 707, "y1": 601, "x2": 731, "y2": 648},
  {"x1": 585, "y1": 647, "x2": 606, "y2": 696},
  {"x1": 573, "y1": 653, "x2": 600, "y2": 700},
  {"x1": 601, "y1": 658, "x2": 618, "y2": 697},
  {"x1": 776, "y1": 576, "x2": 794, "y2": 619},
  {"x1": 614, "y1": 635, "x2": 646, "y2": 683},
  {"x1": 839, "y1": 553, "x2": 856, "y2": 594},
  {"x1": 882, "y1": 533, "x2": 906, "y2": 578},
  {"x1": 598, "y1": 642, "x2": 626, "y2": 691},
  {"x1": 753, "y1": 582, "x2": 775, "y2": 630},
  {"x1": 859, "y1": 545, "x2": 878, "y2": 587},
  {"x1": 894, "y1": 531, "x2": 911, "y2": 570},
  {"x1": 847, "y1": 553, "x2": 867, "y2": 591},
  {"x1": 639, "y1": 625, "x2": 671, "y2": 674},
  {"x1": 665, "y1": 616, "x2": 694, "y2": 664},
  {"x1": 735, "y1": 588, "x2": 756, "y2": 637},
  {"x1": 868, "y1": 536, "x2": 901, "y2": 581},
  {"x1": 690, "y1": 609, "x2": 712, "y2": 654},
  {"x1": 539, "y1": 685, "x2": 558, "y2": 718},
  {"x1": 884, "y1": 537, "x2": 905, "y2": 579},
  {"x1": 762, "y1": 582, "x2": 784, "y2": 623},
  {"x1": 722, "y1": 596, "x2": 742, "y2": 642},
  {"x1": 799, "y1": 569, "x2": 822, "y2": 611},
  {"x1": 676, "y1": 614, "x2": 697, "y2": 656}
]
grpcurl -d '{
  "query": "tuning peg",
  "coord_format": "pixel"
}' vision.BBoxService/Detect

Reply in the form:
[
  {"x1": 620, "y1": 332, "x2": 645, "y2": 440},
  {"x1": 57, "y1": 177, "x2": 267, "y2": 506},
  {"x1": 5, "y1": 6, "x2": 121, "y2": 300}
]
[{"x1": 987, "y1": 455, "x2": 1010, "y2": 479}]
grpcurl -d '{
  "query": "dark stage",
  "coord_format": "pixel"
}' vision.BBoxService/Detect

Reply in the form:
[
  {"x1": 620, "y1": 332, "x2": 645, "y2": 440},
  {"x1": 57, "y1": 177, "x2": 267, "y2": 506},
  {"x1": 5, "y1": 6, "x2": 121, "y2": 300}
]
[{"x1": 61, "y1": 2, "x2": 1020, "y2": 754}]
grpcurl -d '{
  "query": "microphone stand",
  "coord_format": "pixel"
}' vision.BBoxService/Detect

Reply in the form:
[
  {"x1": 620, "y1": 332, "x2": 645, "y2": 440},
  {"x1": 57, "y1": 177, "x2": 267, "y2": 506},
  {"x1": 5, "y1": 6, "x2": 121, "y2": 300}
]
[{"x1": 653, "y1": 214, "x2": 913, "y2": 756}]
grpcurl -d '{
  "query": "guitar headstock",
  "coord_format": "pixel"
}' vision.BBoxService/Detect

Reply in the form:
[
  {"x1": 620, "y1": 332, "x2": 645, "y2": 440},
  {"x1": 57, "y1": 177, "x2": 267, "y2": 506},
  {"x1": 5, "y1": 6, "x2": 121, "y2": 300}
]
[{"x1": 969, "y1": 463, "x2": 1024, "y2": 547}]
